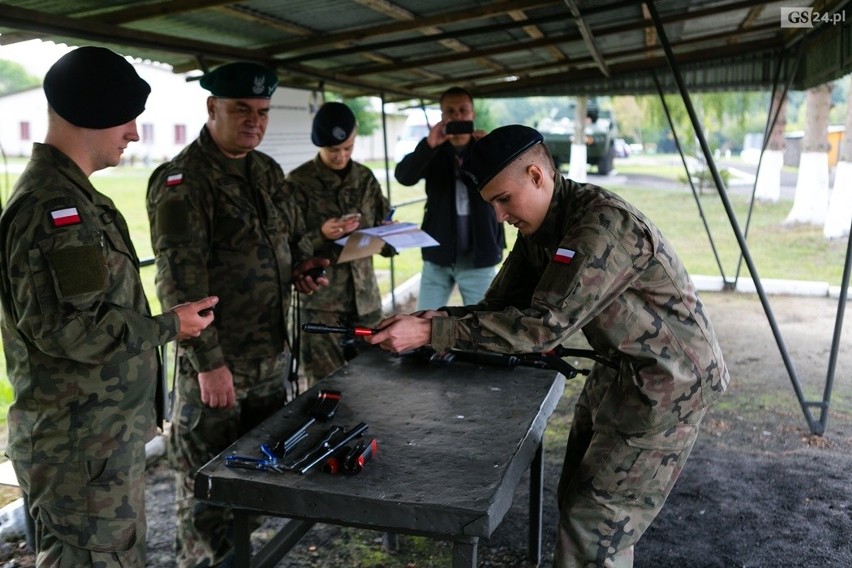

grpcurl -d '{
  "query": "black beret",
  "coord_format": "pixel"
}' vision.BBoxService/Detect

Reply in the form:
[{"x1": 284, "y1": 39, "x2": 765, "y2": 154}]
[
  {"x1": 460, "y1": 125, "x2": 543, "y2": 192},
  {"x1": 43, "y1": 46, "x2": 151, "y2": 129},
  {"x1": 200, "y1": 62, "x2": 278, "y2": 98},
  {"x1": 311, "y1": 102, "x2": 356, "y2": 147}
]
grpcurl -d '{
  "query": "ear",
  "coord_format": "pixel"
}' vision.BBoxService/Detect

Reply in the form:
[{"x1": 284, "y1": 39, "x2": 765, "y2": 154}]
[
  {"x1": 528, "y1": 163, "x2": 546, "y2": 189},
  {"x1": 206, "y1": 96, "x2": 216, "y2": 117}
]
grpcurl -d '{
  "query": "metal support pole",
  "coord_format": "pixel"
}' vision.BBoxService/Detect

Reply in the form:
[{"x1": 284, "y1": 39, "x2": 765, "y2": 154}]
[
  {"x1": 645, "y1": 0, "x2": 820, "y2": 434},
  {"x1": 734, "y1": 47, "x2": 802, "y2": 284},
  {"x1": 651, "y1": 69, "x2": 728, "y2": 286},
  {"x1": 819, "y1": 217, "x2": 852, "y2": 434},
  {"x1": 380, "y1": 93, "x2": 396, "y2": 311}
]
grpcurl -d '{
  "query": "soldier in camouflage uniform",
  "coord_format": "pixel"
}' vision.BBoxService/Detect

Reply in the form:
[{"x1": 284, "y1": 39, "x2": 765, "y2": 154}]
[
  {"x1": 287, "y1": 102, "x2": 391, "y2": 386},
  {"x1": 0, "y1": 47, "x2": 216, "y2": 567},
  {"x1": 368, "y1": 125, "x2": 729, "y2": 567},
  {"x1": 146, "y1": 62, "x2": 328, "y2": 567}
]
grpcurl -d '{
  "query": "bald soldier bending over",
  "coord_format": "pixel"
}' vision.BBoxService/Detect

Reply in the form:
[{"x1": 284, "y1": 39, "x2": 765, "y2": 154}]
[{"x1": 368, "y1": 125, "x2": 729, "y2": 567}]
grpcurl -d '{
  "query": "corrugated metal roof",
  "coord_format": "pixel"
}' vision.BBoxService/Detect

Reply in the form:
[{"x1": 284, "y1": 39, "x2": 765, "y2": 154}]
[{"x1": 0, "y1": 0, "x2": 850, "y2": 101}]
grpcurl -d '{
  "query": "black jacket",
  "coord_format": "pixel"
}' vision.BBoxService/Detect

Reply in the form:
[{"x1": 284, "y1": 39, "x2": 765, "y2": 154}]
[{"x1": 395, "y1": 138, "x2": 504, "y2": 267}]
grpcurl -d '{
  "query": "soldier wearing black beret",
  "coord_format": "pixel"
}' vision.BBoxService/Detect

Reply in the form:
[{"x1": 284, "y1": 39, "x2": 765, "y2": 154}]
[
  {"x1": 146, "y1": 62, "x2": 329, "y2": 567},
  {"x1": 369, "y1": 124, "x2": 729, "y2": 567},
  {"x1": 0, "y1": 46, "x2": 216, "y2": 566},
  {"x1": 286, "y1": 101, "x2": 391, "y2": 386}
]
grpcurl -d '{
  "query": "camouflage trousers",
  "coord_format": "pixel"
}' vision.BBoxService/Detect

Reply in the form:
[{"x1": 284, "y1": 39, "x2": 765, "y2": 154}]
[
  {"x1": 168, "y1": 352, "x2": 290, "y2": 568},
  {"x1": 13, "y1": 442, "x2": 147, "y2": 567},
  {"x1": 298, "y1": 308, "x2": 382, "y2": 387},
  {"x1": 554, "y1": 367, "x2": 707, "y2": 568}
]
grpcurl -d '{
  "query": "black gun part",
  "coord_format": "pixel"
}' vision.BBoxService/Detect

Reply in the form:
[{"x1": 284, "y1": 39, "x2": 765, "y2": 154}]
[
  {"x1": 299, "y1": 422, "x2": 369, "y2": 475},
  {"x1": 301, "y1": 322, "x2": 377, "y2": 336}
]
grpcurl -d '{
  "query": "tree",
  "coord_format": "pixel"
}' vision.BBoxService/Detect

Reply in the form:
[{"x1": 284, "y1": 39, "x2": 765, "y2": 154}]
[
  {"x1": 0, "y1": 59, "x2": 40, "y2": 95},
  {"x1": 824, "y1": 86, "x2": 852, "y2": 239},
  {"x1": 786, "y1": 83, "x2": 832, "y2": 225},
  {"x1": 754, "y1": 91, "x2": 787, "y2": 202}
]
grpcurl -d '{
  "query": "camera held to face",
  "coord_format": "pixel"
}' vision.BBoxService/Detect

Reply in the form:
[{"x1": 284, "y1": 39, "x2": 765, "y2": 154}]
[{"x1": 444, "y1": 120, "x2": 474, "y2": 135}]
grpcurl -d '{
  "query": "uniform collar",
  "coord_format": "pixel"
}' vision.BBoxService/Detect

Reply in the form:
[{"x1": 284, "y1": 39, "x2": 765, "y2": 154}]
[{"x1": 528, "y1": 173, "x2": 574, "y2": 247}]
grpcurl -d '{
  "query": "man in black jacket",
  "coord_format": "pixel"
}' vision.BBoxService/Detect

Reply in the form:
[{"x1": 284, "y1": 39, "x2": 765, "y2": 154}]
[{"x1": 394, "y1": 87, "x2": 504, "y2": 309}]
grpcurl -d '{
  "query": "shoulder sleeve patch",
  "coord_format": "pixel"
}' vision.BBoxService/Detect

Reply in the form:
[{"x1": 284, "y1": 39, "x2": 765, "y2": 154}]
[
  {"x1": 155, "y1": 199, "x2": 191, "y2": 244},
  {"x1": 166, "y1": 173, "x2": 184, "y2": 186},
  {"x1": 50, "y1": 207, "x2": 82, "y2": 227},
  {"x1": 50, "y1": 245, "x2": 108, "y2": 297}
]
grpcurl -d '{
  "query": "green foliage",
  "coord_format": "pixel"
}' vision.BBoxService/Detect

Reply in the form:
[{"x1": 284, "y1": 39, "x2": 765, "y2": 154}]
[{"x1": 0, "y1": 59, "x2": 40, "y2": 95}]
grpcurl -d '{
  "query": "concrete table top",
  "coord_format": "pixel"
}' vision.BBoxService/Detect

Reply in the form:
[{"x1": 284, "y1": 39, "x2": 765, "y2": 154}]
[{"x1": 195, "y1": 348, "x2": 564, "y2": 565}]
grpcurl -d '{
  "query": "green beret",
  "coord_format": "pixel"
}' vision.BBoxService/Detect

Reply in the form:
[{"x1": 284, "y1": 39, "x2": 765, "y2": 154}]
[
  {"x1": 200, "y1": 62, "x2": 278, "y2": 98},
  {"x1": 460, "y1": 125, "x2": 543, "y2": 192},
  {"x1": 43, "y1": 46, "x2": 150, "y2": 129}
]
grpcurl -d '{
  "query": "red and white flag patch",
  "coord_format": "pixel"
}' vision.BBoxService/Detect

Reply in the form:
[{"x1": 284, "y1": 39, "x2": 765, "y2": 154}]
[
  {"x1": 552, "y1": 247, "x2": 576, "y2": 265},
  {"x1": 166, "y1": 173, "x2": 184, "y2": 186},
  {"x1": 50, "y1": 207, "x2": 81, "y2": 227}
]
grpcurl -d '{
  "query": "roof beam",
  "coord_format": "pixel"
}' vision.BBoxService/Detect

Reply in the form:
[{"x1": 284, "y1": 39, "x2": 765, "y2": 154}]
[
  {"x1": 263, "y1": 0, "x2": 553, "y2": 54},
  {"x1": 562, "y1": 0, "x2": 610, "y2": 77}
]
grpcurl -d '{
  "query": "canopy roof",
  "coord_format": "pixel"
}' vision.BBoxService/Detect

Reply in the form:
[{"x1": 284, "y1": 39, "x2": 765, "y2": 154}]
[{"x1": 1, "y1": 0, "x2": 850, "y2": 102}]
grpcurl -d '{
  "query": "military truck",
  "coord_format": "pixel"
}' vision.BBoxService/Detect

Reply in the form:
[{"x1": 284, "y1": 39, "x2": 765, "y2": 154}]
[{"x1": 537, "y1": 102, "x2": 617, "y2": 175}]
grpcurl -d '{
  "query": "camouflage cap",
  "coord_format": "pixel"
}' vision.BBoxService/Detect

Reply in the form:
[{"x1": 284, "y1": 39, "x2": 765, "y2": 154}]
[
  {"x1": 311, "y1": 102, "x2": 356, "y2": 147},
  {"x1": 43, "y1": 46, "x2": 151, "y2": 129},
  {"x1": 460, "y1": 124, "x2": 543, "y2": 192},
  {"x1": 200, "y1": 62, "x2": 278, "y2": 98}
]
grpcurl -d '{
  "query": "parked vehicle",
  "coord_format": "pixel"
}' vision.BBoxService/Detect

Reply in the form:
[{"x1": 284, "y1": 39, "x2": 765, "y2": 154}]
[{"x1": 537, "y1": 102, "x2": 618, "y2": 175}]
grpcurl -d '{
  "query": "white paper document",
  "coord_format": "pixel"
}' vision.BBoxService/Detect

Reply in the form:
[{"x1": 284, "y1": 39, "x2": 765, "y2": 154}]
[{"x1": 334, "y1": 222, "x2": 439, "y2": 263}]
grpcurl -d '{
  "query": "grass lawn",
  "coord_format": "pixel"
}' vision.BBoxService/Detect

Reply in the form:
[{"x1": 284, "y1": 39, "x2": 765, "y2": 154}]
[{"x1": 0, "y1": 155, "x2": 848, "y2": 423}]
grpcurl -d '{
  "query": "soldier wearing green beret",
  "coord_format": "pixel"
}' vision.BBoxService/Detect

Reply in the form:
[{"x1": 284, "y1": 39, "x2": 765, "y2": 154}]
[
  {"x1": 146, "y1": 61, "x2": 329, "y2": 567},
  {"x1": 0, "y1": 46, "x2": 216, "y2": 567},
  {"x1": 368, "y1": 125, "x2": 729, "y2": 567},
  {"x1": 286, "y1": 102, "x2": 392, "y2": 386}
]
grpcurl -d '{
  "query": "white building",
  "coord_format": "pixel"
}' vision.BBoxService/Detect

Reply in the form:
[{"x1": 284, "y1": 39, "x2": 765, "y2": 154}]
[
  {"x1": 0, "y1": 60, "x2": 210, "y2": 165},
  {"x1": 0, "y1": 58, "x2": 410, "y2": 171}
]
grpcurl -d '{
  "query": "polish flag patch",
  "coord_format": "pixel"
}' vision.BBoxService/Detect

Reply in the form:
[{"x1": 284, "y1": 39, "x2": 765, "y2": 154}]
[
  {"x1": 552, "y1": 247, "x2": 576, "y2": 265},
  {"x1": 166, "y1": 173, "x2": 184, "y2": 186},
  {"x1": 50, "y1": 207, "x2": 81, "y2": 227}
]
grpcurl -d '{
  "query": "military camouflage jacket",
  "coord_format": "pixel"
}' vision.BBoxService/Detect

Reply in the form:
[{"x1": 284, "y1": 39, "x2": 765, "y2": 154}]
[
  {"x1": 147, "y1": 127, "x2": 312, "y2": 371},
  {"x1": 0, "y1": 143, "x2": 178, "y2": 462},
  {"x1": 286, "y1": 155, "x2": 390, "y2": 316},
  {"x1": 432, "y1": 174, "x2": 729, "y2": 435}
]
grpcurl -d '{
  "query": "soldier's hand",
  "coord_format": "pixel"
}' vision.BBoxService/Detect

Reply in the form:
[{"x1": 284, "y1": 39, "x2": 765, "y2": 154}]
[
  {"x1": 293, "y1": 258, "x2": 331, "y2": 294},
  {"x1": 379, "y1": 243, "x2": 397, "y2": 258},
  {"x1": 365, "y1": 314, "x2": 432, "y2": 353},
  {"x1": 198, "y1": 365, "x2": 236, "y2": 409},
  {"x1": 172, "y1": 296, "x2": 218, "y2": 340}
]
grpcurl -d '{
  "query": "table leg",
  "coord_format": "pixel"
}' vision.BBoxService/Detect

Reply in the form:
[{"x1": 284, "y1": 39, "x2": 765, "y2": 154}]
[
  {"x1": 234, "y1": 510, "x2": 251, "y2": 567},
  {"x1": 528, "y1": 441, "x2": 544, "y2": 565},
  {"x1": 452, "y1": 536, "x2": 479, "y2": 568}
]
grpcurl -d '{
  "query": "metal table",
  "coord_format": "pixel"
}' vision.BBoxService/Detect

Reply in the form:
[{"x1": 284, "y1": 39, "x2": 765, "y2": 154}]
[{"x1": 195, "y1": 349, "x2": 564, "y2": 567}]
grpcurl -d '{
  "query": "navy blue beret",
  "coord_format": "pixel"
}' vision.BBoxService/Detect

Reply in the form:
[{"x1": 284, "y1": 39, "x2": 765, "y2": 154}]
[
  {"x1": 460, "y1": 125, "x2": 543, "y2": 192},
  {"x1": 200, "y1": 62, "x2": 278, "y2": 98},
  {"x1": 311, "y1": 102, "x2": 356, "y2": 147},
  {"x1": 43, "y1": 46, "x2": 151, "y2": 129}
]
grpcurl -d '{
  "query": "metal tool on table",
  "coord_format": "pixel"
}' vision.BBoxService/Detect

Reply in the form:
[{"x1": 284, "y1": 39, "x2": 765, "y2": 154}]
[
  {"x1": 225, "y1": 443, "x2": 286, "y2": 473},
  {"x1": 271, "y1": 389, "x2": 342, "y2": 457},
  {"x1": 322, "y1": 437, "x2": 378, "y2": 475},
  {"x1": 283, "y1": 424, "x2": 344, "y2": 472},
  {"x1": 297, "y1": 422, "x2": 369, "y2": 475}
]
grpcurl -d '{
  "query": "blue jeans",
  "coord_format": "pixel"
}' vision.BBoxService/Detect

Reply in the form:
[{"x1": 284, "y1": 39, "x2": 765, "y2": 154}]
[{"x1": 417, "y1": 258, "x2": 498, "y2": 310}]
